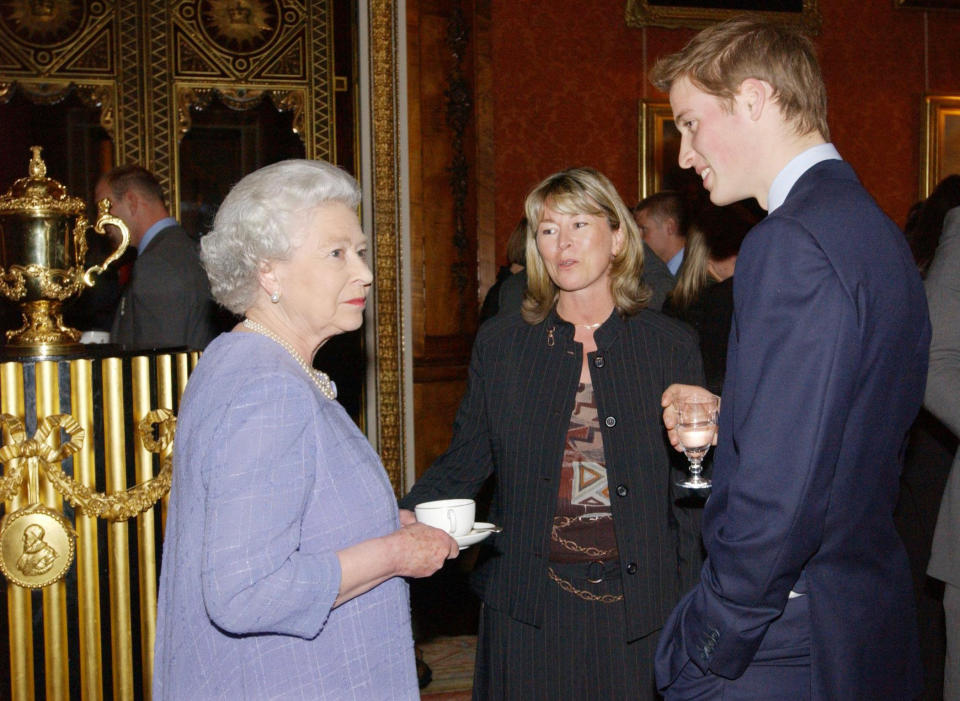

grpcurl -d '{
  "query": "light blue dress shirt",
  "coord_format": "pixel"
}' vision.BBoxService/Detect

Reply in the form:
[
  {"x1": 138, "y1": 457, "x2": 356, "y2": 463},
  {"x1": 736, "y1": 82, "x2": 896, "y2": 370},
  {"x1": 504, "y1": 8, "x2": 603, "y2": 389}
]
[
  {"x1": 667, "y1": 247, "x2": 685, "y2": 276},
  {"x1": 137, "y1": 216, "x2": 178, "y2": 253}
]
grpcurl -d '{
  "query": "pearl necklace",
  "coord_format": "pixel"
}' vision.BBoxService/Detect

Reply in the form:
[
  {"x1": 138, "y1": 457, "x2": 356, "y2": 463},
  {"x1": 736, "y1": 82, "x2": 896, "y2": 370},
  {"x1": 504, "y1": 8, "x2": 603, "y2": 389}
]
[
  {"x1": 242, "y1": 318, "x2": 337, "y2": 400},
  {"x1": 577, "y1": 322, "x2": 603, "y2": 330}
]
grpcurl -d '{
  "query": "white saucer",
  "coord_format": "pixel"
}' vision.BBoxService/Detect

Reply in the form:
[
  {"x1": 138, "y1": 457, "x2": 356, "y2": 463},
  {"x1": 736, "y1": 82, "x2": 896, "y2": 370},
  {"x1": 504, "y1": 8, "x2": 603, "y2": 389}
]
[{"x1": 455, "y1": 522, "x2": 498, "y2": 549}]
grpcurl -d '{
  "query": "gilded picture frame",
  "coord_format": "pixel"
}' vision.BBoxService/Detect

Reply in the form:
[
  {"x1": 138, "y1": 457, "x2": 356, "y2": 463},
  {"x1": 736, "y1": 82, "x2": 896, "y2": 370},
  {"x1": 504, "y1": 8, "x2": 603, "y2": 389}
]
[
  {"x1": 639, "y1": 99, "x2": 679, "y2": 200},
  {"x1": 921, "y1": 95, "x2": 960, "y2": 199},
  {"x1": 626, "y1": 0, "x2": 822, "y2": 33}
]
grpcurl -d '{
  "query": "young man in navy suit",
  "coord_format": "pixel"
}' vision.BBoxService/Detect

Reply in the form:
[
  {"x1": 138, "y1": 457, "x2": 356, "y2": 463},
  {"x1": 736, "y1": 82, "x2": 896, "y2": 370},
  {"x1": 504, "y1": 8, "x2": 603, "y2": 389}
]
[{"x1": 650, "y1": 17, "x2": 930, "y2": 700}]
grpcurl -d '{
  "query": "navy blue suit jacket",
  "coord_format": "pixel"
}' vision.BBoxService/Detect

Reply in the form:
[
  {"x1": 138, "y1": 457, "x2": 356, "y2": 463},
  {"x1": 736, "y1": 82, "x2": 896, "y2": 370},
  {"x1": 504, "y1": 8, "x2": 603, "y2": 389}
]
[{"x1": 656, "y1": 159, "x2": 930, "y2": 699}]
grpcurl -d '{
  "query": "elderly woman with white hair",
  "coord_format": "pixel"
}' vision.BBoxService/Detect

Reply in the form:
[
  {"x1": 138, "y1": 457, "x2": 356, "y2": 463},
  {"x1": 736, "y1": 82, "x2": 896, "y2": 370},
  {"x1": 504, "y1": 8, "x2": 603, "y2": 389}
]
[{"x1": 153, "y1": 159, "x2": 457, "y2": 700}]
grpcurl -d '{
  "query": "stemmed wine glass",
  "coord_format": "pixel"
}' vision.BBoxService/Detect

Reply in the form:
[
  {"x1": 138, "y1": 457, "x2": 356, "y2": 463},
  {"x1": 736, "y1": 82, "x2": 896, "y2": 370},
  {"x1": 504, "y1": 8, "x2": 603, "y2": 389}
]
[{"x1": 674, "y1": 395, "x2": 720, "y2": 489}]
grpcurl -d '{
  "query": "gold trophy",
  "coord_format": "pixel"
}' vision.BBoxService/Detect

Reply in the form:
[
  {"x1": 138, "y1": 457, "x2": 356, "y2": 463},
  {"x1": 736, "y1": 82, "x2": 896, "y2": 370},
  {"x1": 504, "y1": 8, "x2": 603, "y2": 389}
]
[{"x1": 0, "y1": 146, "x2": 130, "y2": 355}]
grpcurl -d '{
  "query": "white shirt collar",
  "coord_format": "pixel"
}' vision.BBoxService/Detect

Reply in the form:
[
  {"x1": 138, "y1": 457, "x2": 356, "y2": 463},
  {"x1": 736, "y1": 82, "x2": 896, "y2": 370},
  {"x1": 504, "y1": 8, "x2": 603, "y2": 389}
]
[{"x1": 767, "y1": 143, "x2": 842, "y2": 213}]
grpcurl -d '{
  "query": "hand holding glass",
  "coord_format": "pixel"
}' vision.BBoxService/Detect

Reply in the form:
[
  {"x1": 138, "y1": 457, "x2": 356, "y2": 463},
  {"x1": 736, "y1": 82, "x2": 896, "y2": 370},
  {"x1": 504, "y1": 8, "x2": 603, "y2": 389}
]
[{"x1": 674, "y1": 396, "x2": 720, "y2": 489}]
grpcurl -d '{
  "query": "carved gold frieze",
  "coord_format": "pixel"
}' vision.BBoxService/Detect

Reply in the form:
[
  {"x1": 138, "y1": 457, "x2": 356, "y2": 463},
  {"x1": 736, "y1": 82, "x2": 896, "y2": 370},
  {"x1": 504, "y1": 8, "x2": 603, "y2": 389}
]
[
  {"x1": 0, "y1": 409, "x2": 176, "y2": 589},
  {"x1": 0, "y1": 79, "x2": 116, "y2": 140},
  {"x1": 5, "y1": 300, "x2": 83, "y2": 343},
  {"x1": 199, "y1": 0, "x2": 281, "y2": 54},
  {"x1": 368, "y1": 0, "x2": 404, "y2": 491},
  {"x1": 0, "y1": 268, "x2": 27, "y2": 299},
  {"x1": 1, "y1": 265, "x2": 83, "y2": 301},
  {"x1": 175, "y1": 84, "x2": 306, "y2": 139},
  {"x1": 172, "y1": 0, "x2": 306, "y2": 81},
  {"x1": 0, "y1": 0, "x2": 113, "y2": 76},
  {"x1": 0, "y1": 0, "x2": 86, "y2": 46}
]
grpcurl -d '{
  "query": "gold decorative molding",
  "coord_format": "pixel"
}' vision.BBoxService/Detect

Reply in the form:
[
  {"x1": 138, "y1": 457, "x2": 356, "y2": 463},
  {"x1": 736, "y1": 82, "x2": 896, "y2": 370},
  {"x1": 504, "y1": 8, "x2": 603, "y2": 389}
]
[
  {"x1": 309, "y1": 0, "x2": 334, "y2": 163},
  {"x1": 116, "y1": 0, "x2": 142, "y2": 166},
  {"x1": 0, "y1": 1, "x2": 114, "y2": 76},
  {"x1": 147, "y1": 0, "x2": 175, "y2": 195},
  {"x1": 0, "y1": 410, "x2": 174, "y2": 529},
  {"x1": 0, "y1": 79, "x2": 115, "y2": 140},
  {"x1": 172, "y1": 0, "x2": 306, "y2": 80},
  {"x1": 368, "y1": 0, "x2": 405, "y2": 494},
  {"x1": 175, "y1": 84, "x2": 307, "y2": 140},
  {"x1": 166, "y1": 0, "x2": 333, "y2": 208},
  {"x1": 197, "y1": 0, "x2": 282, "y2": 55},
  {"x1": 921, "y1": 94, "x2": 960, "y2": 199}
]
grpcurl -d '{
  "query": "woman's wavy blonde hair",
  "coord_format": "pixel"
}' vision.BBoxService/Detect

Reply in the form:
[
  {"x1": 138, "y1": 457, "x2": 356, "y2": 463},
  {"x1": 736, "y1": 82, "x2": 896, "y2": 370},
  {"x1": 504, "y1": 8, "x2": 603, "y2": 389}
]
[
  {"x1": 668, "y1": 227, "x2": 710, "y2": 311},
  {"x1": 669, "y1": 201, "x2": 758, "y2": 311},
  {"x1": 521, "y1": 167, "x2": 650, "y2": 324}
]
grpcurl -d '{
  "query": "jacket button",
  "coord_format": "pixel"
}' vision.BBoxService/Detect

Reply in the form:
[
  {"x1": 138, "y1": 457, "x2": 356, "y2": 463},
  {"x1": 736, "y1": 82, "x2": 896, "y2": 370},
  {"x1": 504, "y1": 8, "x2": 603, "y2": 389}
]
[
  {"x1": 594, "y1": 355, "x2": 605, "y2": 368},
  {"x1": 626, "y1": 562, "x2": 638, "y2": 575},
  {"x1": 605, "y1": 416, "x2": 616, "y2": 427},
  {"x1": 616, "y1": 484, "x2": 628, "y2": 497}
]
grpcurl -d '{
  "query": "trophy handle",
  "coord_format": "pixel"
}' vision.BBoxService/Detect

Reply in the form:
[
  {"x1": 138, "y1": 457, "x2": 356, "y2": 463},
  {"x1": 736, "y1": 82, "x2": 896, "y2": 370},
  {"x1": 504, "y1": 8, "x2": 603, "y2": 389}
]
[{"x1": 82, "y1": 199, "x2": 131, "y2": 287}]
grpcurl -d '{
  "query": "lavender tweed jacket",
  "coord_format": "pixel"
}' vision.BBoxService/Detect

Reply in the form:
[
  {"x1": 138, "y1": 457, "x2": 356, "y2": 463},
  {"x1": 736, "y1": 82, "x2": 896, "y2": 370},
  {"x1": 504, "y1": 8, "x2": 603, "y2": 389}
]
[{"x1": 153, "y1": 332, "x2": 418, "y2": 700}]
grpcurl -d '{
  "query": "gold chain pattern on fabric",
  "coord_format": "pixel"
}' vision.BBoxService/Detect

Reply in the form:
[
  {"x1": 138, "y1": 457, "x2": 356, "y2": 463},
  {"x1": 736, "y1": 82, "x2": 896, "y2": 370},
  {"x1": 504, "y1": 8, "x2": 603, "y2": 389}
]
[
  {"x1": 551, "y1": 515, "x2": 617, "y2": 559},
  {"x1": 547, "y1": 566, "x2": 623, "y2": 603}
]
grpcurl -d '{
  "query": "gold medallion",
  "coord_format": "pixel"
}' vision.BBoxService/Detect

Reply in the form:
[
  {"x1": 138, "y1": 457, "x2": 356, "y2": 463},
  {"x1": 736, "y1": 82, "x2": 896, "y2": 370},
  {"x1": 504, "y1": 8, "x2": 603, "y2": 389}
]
[{"x1": 0, "y1": 503, "x2": 75, "y2": 589}]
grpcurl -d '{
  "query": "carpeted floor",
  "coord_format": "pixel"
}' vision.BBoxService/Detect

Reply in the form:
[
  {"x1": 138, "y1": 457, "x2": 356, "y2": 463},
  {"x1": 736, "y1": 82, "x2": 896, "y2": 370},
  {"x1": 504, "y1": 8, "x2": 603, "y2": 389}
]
[{"x1": 419, "y1": 634, "x2": 476, "y2": 700}]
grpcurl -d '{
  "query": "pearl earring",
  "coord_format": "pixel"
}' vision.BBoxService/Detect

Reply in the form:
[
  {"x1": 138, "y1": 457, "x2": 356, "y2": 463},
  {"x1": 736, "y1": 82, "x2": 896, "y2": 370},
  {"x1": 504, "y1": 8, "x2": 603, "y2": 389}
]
[{"x1": 270, "y1": 291, "x2": 280, "y2": 304}]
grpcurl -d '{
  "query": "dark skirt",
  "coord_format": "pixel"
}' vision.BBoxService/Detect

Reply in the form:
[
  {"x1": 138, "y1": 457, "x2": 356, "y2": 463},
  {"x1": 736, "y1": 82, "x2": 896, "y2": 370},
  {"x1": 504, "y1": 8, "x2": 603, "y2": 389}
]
[{"x1": 472, "y1": 561, "x2": 660, "y2": 700}]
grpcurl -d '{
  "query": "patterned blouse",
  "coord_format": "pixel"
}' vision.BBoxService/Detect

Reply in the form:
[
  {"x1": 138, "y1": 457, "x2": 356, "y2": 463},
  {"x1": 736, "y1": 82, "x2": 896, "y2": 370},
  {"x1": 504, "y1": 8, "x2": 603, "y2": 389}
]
[{"x1": 550, "y1": 382, "x2": 619, "y2": 563}]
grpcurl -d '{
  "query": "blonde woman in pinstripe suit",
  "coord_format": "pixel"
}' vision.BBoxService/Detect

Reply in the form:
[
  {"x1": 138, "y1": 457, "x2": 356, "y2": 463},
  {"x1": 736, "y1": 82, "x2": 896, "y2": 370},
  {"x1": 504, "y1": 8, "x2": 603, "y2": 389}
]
[{"x1": 402, "y1": 168, "x2": 704, "y2": 700}]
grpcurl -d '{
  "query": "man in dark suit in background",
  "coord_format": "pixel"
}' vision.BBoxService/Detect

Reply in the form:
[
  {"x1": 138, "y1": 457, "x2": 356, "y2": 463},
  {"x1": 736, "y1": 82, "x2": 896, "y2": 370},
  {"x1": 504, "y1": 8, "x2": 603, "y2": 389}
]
[
  {"x1": 96, "y1": 165, "x2": 217, "y2": 350},
  {"x1": 633, "y1": 191, "x2": 688, "y2": 278},
  {"x1": 650, "y1": 17, "x2": 930, "y2": 700},
  {"x1": 638, "y1": 238, "x2": 676, "y2": 312}
]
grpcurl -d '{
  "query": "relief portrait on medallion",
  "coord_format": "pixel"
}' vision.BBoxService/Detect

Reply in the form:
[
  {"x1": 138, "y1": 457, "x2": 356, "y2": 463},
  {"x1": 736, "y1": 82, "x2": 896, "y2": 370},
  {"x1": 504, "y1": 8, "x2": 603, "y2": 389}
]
[
  {"x1": 16, "y1": 522, "x2": 57, "y2": 577},
  {"x1": 0, "y1": 507, "x2": 75, "y2": 588}
]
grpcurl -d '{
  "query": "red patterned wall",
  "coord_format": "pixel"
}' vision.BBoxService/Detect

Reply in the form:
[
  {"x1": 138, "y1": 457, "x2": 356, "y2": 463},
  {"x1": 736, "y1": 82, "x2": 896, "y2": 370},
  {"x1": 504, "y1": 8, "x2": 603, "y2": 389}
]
[{"x1": 490, "y1": 0, "x2": 960, "y2": 255}]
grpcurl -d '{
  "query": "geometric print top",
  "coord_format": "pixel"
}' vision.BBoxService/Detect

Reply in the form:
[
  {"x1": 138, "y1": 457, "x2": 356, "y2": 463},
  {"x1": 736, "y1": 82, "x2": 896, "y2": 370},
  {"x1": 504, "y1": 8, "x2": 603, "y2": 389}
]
[{"x1": 549, "y1": 382, "x2": 619, "y2": 563}]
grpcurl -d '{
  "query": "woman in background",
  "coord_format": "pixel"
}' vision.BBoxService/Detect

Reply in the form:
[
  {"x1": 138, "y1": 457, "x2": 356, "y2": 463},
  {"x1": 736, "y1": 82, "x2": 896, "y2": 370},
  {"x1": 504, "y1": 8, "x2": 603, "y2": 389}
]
[
  {"x1": 897, "y1": 174, "x2": 960, "y2": 700},
  {"x1": 925, "y1": 201, "x2": 960, "y2": 701},
  {"x1": 402, "y1": 167, "x2": 704, "y2": 700},
  {"x1": 664, "y1": 202, "x2": 756, "y2": 395},
  {"x1": 479, "y1": 215, "x2": 527, "y2": 322},
  {"x1": 154, "y1": 159, "x2": 457, "y2": 700},
  {"x1": 906, "y1": 173, "x2": 960, "y2": 275}
]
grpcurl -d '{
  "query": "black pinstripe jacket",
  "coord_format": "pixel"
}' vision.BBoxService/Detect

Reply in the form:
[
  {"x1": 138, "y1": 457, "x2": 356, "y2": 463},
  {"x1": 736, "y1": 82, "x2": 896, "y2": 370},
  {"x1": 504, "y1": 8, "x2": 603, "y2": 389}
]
[{"x1": 401, "y1": 306, "x2": 704, "y2": 642}]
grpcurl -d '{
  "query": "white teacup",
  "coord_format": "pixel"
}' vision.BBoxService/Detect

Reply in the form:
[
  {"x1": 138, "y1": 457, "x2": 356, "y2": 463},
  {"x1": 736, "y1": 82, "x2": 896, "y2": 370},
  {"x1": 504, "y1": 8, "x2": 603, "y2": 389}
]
[{"x1": 415, "y1": 499, "x2": 475, "y2": 537}]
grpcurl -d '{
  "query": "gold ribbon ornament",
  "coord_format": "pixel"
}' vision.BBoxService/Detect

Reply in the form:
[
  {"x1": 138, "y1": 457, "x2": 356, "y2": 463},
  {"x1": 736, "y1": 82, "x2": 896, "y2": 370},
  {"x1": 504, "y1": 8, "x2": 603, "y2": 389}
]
[{"x1": 0, "y1": 410, "x2": 176, "y2": 588}]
